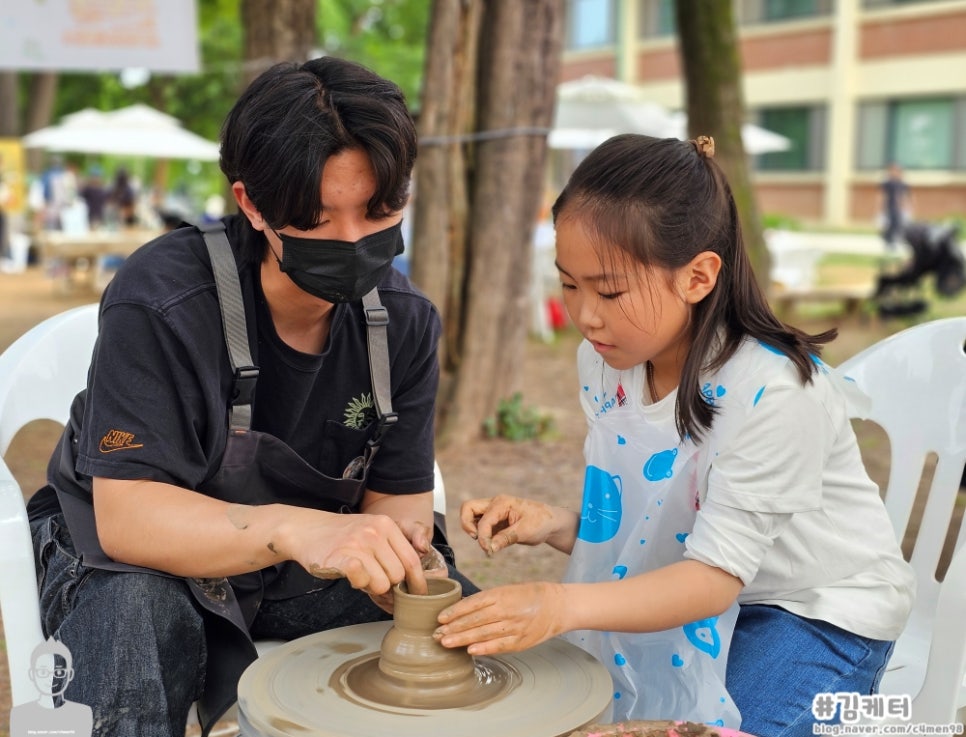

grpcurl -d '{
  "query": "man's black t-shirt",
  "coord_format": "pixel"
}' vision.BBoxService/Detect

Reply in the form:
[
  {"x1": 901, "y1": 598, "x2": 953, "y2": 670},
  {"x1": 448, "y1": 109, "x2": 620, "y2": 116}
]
[{"x1": 28, "y1": 215, "x2": 440, "y2": 519}]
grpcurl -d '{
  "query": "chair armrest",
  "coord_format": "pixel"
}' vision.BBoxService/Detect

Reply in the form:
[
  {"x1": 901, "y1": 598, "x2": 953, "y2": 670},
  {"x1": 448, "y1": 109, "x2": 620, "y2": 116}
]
[{"x1": 0, "y1": 460, "x2": 46, "y2": 706}]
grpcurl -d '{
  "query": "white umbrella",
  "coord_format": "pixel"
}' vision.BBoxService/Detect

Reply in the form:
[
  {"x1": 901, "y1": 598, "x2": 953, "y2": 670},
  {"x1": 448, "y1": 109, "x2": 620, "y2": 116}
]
[
  {"x1": 22, "y1": 103, "x2": 220, "y2": 161},
  {"x1": 550, "y1": 76, "x2": 792, "y2": 155},
  {"x1": 665, "y1": 111, "x2": 792, "y2": 155},
  {"x1": 550, "y1": 75, "x2": 675, "y2": 149}
]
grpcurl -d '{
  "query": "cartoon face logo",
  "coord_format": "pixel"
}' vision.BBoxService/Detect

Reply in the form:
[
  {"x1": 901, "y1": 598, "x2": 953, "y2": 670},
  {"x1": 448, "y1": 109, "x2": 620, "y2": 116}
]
[
  {"x1": 643, "y1": 447, "x2": 677, "y2": 481},
  {"x1": 577, "y1": 465, "x2": 622, "y2": 543},
  {"x1": 683, "y1": 616, "x2": 722, "y2": 659}
]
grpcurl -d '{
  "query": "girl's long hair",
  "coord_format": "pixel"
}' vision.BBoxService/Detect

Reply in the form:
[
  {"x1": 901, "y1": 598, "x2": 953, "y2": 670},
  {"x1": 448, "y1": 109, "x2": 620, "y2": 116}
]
[{"x1": 552, "y1": 134, "x2": 835, "y2": 441}]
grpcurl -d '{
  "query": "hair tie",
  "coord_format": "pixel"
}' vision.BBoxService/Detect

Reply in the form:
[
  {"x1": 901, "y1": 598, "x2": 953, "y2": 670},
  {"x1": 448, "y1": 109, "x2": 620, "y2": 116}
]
[{"x1": 691, "y1": 135, "x2": 715, "y2": 159}]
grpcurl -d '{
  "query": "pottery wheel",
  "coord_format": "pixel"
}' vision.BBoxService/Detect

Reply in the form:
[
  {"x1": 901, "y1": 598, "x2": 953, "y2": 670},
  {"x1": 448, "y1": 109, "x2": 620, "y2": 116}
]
[{"x1": 237, "y1": 621, "x2": 613, "y2": 737}]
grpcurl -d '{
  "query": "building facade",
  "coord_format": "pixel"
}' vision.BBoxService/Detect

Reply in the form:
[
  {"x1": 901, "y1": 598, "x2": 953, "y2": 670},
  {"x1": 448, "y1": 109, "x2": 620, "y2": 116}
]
[{"x1": 560, "y1": 0, "x2": 966, "y2": 228}]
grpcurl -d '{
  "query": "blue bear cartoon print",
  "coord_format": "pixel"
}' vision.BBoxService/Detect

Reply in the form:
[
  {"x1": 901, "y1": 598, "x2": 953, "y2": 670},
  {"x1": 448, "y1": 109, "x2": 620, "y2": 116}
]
[
  {"x1": 578, "y1": 465, "x2": 623, "y2": 543},
  {"x1": 643, "y1": 448, "x2": 677, "y2": 481},
  {"x1": 700, "y1": 382, "x2": 727, "y2": 406},
  {"x1": 683, "y1": 616, "x2": 723, "y2": 659}
]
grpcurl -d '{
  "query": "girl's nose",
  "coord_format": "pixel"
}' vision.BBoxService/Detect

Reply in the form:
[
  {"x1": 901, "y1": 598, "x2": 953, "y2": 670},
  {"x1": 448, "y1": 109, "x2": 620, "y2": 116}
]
[{"x1": 576, "y1": 295, "x2": 603, "y2": 330}]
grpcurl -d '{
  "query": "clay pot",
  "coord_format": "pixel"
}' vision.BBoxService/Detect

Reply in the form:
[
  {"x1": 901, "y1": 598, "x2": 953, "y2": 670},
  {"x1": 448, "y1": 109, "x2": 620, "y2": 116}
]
[{"x1": 377, "y1": 577, "x2": 476, "y2": 689}]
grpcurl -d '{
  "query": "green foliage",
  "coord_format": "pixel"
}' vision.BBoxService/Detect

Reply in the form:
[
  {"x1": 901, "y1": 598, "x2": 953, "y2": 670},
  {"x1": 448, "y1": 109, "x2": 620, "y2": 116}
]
[
  {"x1": 17, "y1": 0, "x2": 432, "y2": 210},
  {"x1": 483, "y1": 393, "x2": 556, "y2": 442},
  {"x1": 18, "y1": 0, "x2": 245, "y2": 203},
  {"x1": 317, "y1": 0, "x2": 430, "y2": 106},
  {"x1": 944, "y1": 214, "x2": 965, "y2": 235},
  {"x1": 761, "y1": 212, "x2": 802, "y2": 231}
]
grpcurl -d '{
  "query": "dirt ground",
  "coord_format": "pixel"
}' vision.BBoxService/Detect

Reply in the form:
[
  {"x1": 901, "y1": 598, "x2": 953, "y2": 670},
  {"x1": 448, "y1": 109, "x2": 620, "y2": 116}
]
[{"x1": 0, "y1": 264, "x2": 957, "y2": 734}]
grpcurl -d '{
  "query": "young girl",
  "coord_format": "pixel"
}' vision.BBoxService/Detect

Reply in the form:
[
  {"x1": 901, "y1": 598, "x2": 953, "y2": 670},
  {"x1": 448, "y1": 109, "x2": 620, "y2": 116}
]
[{"x1": 433, "y1": 134, "x2": 914, "y2": 737}]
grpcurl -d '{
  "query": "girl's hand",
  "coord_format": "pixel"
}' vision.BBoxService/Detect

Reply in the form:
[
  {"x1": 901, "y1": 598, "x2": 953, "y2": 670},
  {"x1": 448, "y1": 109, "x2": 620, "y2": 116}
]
[
  {"x1": 433, "y1": 582, "x2": 569, "y2": 655},
  {"x1": 460, "y1": 495, "x2": 564, "y2": 555}
]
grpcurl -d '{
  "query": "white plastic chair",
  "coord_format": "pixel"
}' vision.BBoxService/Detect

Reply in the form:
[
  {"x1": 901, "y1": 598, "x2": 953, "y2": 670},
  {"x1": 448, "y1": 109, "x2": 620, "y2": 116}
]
[
  {"x1": 0, "y1": 304, "x2": 448, "y2": 724},
  {"x1": 835, "y1": 316, "x2": 966, "y2": 724}
]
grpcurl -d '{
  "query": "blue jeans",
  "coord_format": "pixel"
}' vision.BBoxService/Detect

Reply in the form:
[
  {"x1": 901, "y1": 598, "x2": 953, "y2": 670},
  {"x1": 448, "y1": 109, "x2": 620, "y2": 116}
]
[
  {"x1": 31, "y1": 514, "x2": 479, "y2": 737},
  {"x1": 726, "y1": 604, "x2": 895, "y2": 737}
]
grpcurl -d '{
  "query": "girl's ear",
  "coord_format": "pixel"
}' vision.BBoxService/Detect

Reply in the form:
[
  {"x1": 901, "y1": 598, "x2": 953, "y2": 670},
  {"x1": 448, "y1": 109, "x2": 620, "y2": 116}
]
[
  {"x1": 231, "y1": 181, "x2": 268, "y2": 232},
  {"x1": 681, "y1": 251, "x2": 722, "y2": 304}
]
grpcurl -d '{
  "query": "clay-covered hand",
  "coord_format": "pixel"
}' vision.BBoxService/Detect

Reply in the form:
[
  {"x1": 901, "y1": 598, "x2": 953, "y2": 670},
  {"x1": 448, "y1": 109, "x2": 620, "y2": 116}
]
[
  {"x1": 288, "y1": 512, "x2": 427, "y2": 601},
  {"x1": 460, "y1": 495, "x2": 561, "y2": 555},
  {"x1": 395, "y1": 518, "x2": 436, "y2": 564},
  {"x1": 367, "y1": 530, "x2": 449, "y2": 614},
  {"x1": 433, "y1": 581, "x2": 568, "y2": 655}
]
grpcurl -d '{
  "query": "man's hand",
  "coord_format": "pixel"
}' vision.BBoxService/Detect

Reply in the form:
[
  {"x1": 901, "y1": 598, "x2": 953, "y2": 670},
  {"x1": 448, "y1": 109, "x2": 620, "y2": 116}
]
[{"x1": 284, "y1": 511, "x2": 427, "y2": 600}]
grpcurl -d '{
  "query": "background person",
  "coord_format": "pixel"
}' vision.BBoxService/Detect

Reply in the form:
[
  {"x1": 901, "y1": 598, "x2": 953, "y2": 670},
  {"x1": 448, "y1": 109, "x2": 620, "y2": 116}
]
[
  {"x1": 78, "y1": 166, "x2": 110, "y2": 229},
  {"x1": 879, "y1": 162, "x2": 912, "y2": 251}
]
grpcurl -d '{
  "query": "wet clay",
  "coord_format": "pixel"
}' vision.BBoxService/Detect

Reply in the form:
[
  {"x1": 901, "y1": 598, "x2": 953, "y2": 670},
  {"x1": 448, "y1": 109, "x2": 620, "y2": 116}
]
[
  {"x1": 341, "y1": 577, "x2": 515, "y2": 709},
  {"x1": 237, "y1": 577, "x2": 613, "y2": 737}
]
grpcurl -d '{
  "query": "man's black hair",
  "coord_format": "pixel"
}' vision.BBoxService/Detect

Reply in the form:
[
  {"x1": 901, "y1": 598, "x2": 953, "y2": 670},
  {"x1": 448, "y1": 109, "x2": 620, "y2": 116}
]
[{"x1": 219, "y1": 56, "x2": 417, "y2": 251}]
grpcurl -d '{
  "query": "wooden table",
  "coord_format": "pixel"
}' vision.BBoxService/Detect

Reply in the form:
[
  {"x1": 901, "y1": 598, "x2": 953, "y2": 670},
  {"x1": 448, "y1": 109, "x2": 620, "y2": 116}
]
[{"x1": 34, "y1": 229, "x2": 162, "y2": 292}]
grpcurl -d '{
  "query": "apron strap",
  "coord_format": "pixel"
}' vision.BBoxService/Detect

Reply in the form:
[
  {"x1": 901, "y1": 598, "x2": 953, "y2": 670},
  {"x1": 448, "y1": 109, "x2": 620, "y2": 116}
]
[
  {"x1": 362, "y1": 288, "x2": 397, "y2": 448},
  {"x1": 197, "y1": 223, "x2": 397, "y2": 452},
  {"x1": 198, "y1": 220, "x2": 258, "y2": 432}
]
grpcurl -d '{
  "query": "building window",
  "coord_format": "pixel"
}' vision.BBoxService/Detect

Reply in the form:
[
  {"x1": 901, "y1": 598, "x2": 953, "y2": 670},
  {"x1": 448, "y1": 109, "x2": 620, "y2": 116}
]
[
  {"x1": 863, "y1": 0, "x2": 957, "y2": 8},
  {"x1": 738, "y1": 0, "x2": 833, "y2": 24},
  {"x1": 857, "y1": 97, "x2": 962, "y2": 170},
  {"x1": 566, "y1": 0, "x2": 617, "y2": 50},
  {"x1": 638, "y1": 0, "x2": 676, "y2": 38},
  {"x1": 755, "y1": 106, "x2": 826, "y2": 171}
]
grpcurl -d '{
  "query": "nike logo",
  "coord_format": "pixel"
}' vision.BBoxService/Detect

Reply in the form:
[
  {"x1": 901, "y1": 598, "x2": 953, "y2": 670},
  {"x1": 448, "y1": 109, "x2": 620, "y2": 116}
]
[{"x1": 98, "y1": 429, "x2": 144, "y2": 453}]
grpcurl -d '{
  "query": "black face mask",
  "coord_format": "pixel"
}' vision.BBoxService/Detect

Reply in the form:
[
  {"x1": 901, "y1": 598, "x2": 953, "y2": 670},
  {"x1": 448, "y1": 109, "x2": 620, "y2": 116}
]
[{"x1": 271, "y1": 221, "x2": 404, "y2": 303}]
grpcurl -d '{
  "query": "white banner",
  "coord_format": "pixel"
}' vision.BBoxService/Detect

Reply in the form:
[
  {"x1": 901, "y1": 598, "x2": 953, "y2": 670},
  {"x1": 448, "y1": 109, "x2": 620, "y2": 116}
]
[{"x1": 0, "y1": 0, "x2": 199, "y2": 73}]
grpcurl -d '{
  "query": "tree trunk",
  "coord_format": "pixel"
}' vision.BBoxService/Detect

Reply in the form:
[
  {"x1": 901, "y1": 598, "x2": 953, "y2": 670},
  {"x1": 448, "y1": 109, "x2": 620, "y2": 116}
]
[
  {"x1": 0, "y1": 73, "x2": 17, "y2": 136},
  {"x1": 410, "y1": 0, "x2": 483, "y2": 373},
  {"x1": 240, "y1": 0, "x2": 318, "y2": 87},
  {"x1": 24, "y1": 72, "x2": 59, "y2": 172},
  {"x1": 675, "y1": 2, "x2": 769, "y2": 285},
  {"x1": 434, "y1": 0, "x2": 564, "y2": 446}
]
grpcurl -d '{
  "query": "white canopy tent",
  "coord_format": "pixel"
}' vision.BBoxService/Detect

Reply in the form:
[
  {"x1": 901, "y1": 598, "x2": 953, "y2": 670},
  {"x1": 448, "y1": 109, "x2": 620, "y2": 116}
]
[
  {"x1": 550, "y1": 75, "x2": 674, "y2": 150},
  {"x1": 664, "y1": 111, "x2": 791, "y2": 155},
  {"x1": 22, "y1": 103, "x2": 220, "y2": 161},
  {"x1": 549, "y1": 75, "x2": 791, "y2": 155}
]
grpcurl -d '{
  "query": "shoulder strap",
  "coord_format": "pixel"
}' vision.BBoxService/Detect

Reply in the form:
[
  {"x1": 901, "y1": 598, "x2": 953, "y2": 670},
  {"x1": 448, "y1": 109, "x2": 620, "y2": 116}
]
[
  {"x1": 362, "y1": 288, "x2": 398, "y2": 446},
  {"x1": 197, "y1": 223, "x2": 397, "y2": 447},
  {"x1": 198, "y1": 221, "x2": 258, "y2": 432}
]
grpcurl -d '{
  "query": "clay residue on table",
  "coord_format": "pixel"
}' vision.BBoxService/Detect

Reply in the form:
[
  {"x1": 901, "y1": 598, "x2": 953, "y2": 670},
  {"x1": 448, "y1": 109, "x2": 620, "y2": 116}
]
[{"x1": 569, "y1": 721, "x2": 722, "y2": 737}]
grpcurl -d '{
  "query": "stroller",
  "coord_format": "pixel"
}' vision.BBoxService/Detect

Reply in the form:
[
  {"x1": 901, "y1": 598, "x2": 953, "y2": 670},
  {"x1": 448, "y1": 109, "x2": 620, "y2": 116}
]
[{"x1": 873, "y1": 221, "x2": 966, "y2": 318}]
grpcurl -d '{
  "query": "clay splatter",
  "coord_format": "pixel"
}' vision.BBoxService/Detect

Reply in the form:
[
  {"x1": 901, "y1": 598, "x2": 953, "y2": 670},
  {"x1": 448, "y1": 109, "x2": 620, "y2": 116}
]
[{"x1": 226, "y1": 504, "x2": 250, "y2": 530}]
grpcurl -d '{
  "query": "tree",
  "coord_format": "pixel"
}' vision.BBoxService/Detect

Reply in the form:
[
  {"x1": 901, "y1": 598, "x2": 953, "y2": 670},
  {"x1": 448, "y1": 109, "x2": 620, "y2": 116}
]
[
  {"x1": 411, "y1": 0, "x2": 564, "y2": 446},
  {"x1": 675, "y1": 2, "x2": 769, "y2": 284},
  {"x1": 317, "y1": 0, "x2": 430, "y2": 104},
  {"x1": 240, "y1": 0, "x2": 318, "y2": 86}
]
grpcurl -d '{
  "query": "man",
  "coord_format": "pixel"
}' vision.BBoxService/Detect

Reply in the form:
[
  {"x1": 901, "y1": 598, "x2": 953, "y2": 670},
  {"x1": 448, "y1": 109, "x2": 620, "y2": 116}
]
[
  {"x1": 879, "y1": 162, "x2": 911, "y2": 251},
  {"x1": 27, "y1": 57, "x2": 474, "y2": 737}
]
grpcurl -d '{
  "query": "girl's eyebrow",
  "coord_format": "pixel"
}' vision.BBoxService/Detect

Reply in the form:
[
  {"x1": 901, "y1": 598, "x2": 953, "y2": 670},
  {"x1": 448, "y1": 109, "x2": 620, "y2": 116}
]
[{"x1": 554, "y1": 260, "x2": 625, "y2": 283}]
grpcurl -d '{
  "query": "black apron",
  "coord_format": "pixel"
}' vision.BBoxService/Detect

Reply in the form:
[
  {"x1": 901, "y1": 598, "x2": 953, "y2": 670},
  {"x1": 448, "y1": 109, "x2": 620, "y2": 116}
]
[{"x1": 56, "y1": 221, "x2": 408, "y2": 735}]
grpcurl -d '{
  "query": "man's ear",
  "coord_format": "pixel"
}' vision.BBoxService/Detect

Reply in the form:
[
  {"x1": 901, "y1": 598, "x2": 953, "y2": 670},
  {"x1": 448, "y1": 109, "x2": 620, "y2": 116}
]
[
  {"x1": 682, "y1": 251, "x2": 722, "y2": 304},
  {"x1": 231, "y1": 181, "x2": 268, "y2": 232}
]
